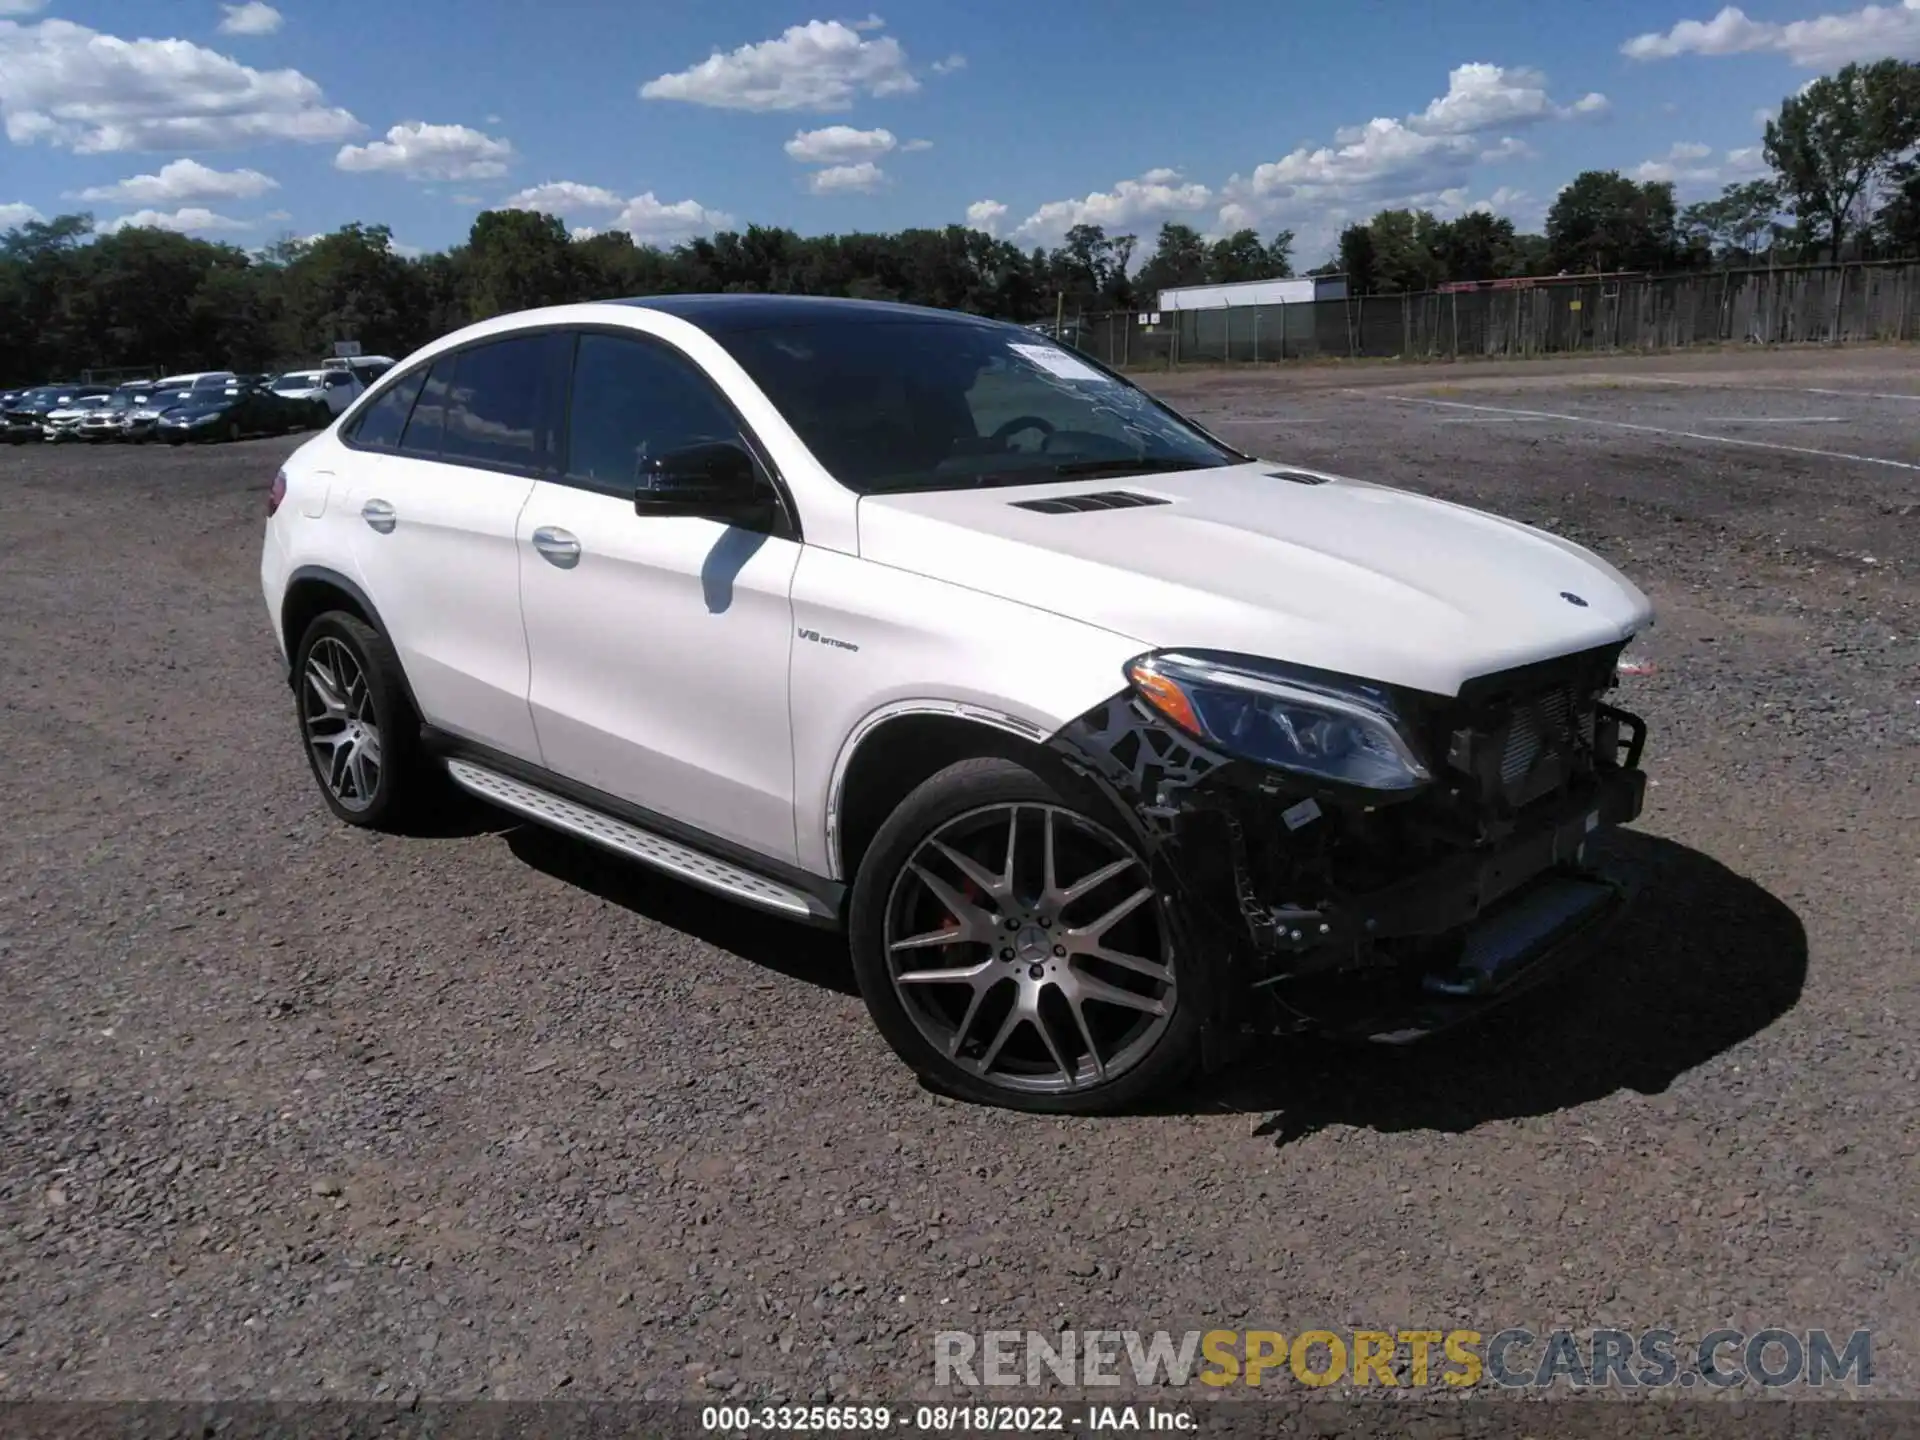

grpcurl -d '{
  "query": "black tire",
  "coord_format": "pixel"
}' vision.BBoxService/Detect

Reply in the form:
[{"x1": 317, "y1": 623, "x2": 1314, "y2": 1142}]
[
  {"x1": 848, "y1": 756, "x2": 1201, "y2": 1115},
  {"x1": 292, "y1": 610, "x2": 426, "y2": 831}
]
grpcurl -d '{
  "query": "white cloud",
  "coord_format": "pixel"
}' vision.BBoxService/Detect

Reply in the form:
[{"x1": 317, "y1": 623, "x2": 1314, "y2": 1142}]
[
  {"x1": 901, "y1": 136, "x2": 932, "y2": 151},
  {"x1": 930, "y1": 53, "x2": 965, "y2": 74},
  {"x1": 1216, "y1": 60, "x2": 1601, "y2": 254},
  {"x1": 639, "y1": 17, "x2": 918, "y2": 111},
  {"x1": 0, "y1": 200, "x2": 44, "y2": 226},
  {"x1": 1479, "y1": 136, "x2": 1537, "y2": 163},
  {"x1": 965, "y1": 198, "x2": 1008, "y2": 235},
  {"x1": 0, "y1": 16, "x2": 361, "y2": 152},
  {"x1": 614, "y1": 191, "x2": 735, "y2": 240},
  {"x1": 263, "y1": 207, "x2": 289, "y2": 220},
  {"x1": 1405, "y1": 63, "x2": 1596, "y2": 134},
  {"x1": 1012, "y1": 168, "x2": 1213, "y2": 244},
  {"x1": 99, "y1": 205, "x2": 249, "y2": 234},
  {"x1": 1621, "y1": 1, "x2": 1920, "y2": 67},
  {"x1": 334, "y1": 121, "x2": 514, "y2": 181},
  {"x1": 69, "y1": 157, "x2": 277, "y2": 204},
  {"x1": 494, "y1": 178, "x2": 730, "y2": 239},
  {"x1": 502, "y1": 180, "x2": 626, "y2": 213},
  {"x1": 808, "y1": 160, "x2": 885, "y2": 194},
  {"x1": 784, "y1": 123, "x2": 897, "y2": 163},
  {"x1": 1633, "y1": 140, "x2": 1769, "y2": 188},
  {"x1": 218, "y1": 2, "x2": 283, "y2": 36},
  {"x1": 0, "y1": 0, "x2": 46, "y2": 13}
]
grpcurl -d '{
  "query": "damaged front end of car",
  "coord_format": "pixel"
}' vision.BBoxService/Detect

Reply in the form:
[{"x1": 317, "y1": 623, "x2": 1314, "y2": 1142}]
[{"x1": 1048, "y1": 642, "x2": 1648, "y2": 1068}]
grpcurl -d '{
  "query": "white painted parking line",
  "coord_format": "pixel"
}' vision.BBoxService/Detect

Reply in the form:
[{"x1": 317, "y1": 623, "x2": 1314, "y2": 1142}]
[
  {"x1": 1634, "y1": 376, "x2": 1920, "y2": 403},
  {"x1": 1691, "y1": 416, "x2": 1845, "y2": 424},
  {"x1": 1363, "y1": 391, "x2": 1920, "y2": 471},
  {"x1": 1434, "y1": 415, "x2": 1554, "y2": 423}
]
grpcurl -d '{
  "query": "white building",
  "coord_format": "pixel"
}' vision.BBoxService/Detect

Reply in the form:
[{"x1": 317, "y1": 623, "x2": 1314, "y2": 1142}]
[{"x1": 1156, "y1": 275, "x2": 1349, "y2": 311}]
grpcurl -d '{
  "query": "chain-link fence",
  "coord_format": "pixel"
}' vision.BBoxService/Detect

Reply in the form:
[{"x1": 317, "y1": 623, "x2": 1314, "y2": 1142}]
[{"x1": 1066, "y1": 262, "x2": 1920, "y2": 368}]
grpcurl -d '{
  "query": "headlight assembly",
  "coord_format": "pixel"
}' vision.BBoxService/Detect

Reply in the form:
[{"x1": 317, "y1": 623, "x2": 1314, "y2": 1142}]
[{"x1": 1125, "y1": 650, "x2": 1431, "y2": 792}]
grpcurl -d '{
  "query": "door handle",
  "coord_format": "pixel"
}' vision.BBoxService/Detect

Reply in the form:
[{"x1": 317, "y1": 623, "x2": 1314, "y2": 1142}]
[
  {"x1": 360, "y1": 498, "x2": 397, "y2": 534},
  {"x1": 532, "y1": 525, "x2": 581, "y2": 568}
]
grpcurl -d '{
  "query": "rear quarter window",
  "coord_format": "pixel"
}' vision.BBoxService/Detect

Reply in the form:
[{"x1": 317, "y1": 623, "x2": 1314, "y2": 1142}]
[{"x1": 345, "y1": 369, "x2": 427, "y2": 452}]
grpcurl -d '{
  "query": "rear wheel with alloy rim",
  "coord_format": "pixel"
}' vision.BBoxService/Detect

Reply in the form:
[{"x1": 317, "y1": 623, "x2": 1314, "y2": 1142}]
[
  {"x1": 294, "y1": 611, "x2": 424, "y2": 829},
  {"x1": 849, "y1": 757, "x2": 1199, "y2": 1113}
]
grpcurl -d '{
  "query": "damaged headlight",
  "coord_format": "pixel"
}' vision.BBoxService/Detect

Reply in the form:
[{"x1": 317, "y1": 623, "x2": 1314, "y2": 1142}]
[{"x1": 1125, "y1": 650, "x2": 1431, "y2": 792}]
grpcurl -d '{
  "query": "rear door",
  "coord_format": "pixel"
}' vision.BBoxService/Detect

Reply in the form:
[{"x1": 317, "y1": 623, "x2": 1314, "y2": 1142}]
[{"x1": 336, "y1": 332, "x2": 568, "y2": 762}]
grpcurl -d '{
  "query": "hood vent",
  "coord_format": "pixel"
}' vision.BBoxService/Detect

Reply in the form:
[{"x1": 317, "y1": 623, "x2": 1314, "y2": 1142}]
[
  {"x1": 1266, "y1": 468, "x2": 1330, "y2": 485},
  {"x1": 1010, "y1": 490, "x2": 1171, "y2": 515}
]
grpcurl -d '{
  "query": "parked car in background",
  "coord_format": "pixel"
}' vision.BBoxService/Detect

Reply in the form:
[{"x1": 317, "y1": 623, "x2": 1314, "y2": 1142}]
[
  {"x1": 157, "y1": 377, "x2": 322, "y2": 443},
  {"x1": 123, "y1": 382, "x2": 200, "y2": 442},
  {"x1": 5, "y1": 384, "x2": 110, "y2": 442},
  {"x1": 270, "y1": 368, "x2": 363, "y2": 416},
  {"x1": 324, "y1": 355, "x2": 395, "y2": 388},
  {"x1": 79, "y1": 384, "x2": 158, "y2": 442},
  {"x1": 42, "y1": 390, "x2": 115, "y2": 441}
]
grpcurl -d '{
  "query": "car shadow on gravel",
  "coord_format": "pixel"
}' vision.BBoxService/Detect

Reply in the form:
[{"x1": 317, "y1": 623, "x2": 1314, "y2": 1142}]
[
  {"x1": 1194, "y1": 831, "x2": 1808, "y2": 1144},
  {"x1": 501, "y1": 822, "x2": 859, "y2": 995}
]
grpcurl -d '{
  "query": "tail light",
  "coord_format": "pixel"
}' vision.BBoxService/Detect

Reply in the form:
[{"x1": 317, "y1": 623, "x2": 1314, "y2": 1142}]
[{"x1": 267, "y1": 468, "x2": 287, "y2": 516}]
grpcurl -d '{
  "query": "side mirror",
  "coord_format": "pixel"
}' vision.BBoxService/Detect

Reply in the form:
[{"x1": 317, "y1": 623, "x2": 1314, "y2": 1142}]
[{"x1": 633, "y1": 440, "x2": 771, "y2": 526}]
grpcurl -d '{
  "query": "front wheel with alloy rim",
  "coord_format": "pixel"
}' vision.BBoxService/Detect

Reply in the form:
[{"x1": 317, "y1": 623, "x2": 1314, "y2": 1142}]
[
  {"x1": 848, "y1": 757, "x2": 1200, "y2": 1113},
  {"x1": 293, "y1": 610, "x2": 424, "y2": 830}
]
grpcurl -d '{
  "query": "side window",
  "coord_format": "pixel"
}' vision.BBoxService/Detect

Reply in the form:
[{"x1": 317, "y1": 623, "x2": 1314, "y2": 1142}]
[
  {"x1": 439, "y1": 333, "x2": 562, "y2": 472},
  {"x1": 399, "y1": 358, "x2": 450, "y2": 457},
  {"x1": 346, "y1": 368, "x2": 426, "y2": 452},
  {"x1": 564, "y1": 333, "x2": 743, "y2": 493},
  {"x1": 326, "y1": 372, "x2": 352, "y2": 390}
]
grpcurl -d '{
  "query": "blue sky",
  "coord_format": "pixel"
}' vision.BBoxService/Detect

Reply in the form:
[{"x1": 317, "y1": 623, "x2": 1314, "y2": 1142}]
[{"x1": 2, "y1": 0, "x2": 1914, "y2": 264}]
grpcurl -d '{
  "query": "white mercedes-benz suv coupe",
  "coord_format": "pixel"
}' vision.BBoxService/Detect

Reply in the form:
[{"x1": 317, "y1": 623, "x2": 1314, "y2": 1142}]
[{"x1": 262, "y1": 295, "x2": 1655, "y2": 1114}]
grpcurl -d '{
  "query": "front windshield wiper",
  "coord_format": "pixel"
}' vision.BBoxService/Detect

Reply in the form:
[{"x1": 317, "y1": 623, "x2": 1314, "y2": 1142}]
[{"x1": 1047, "y1": 456, "x2": 1223, "y2": 478}]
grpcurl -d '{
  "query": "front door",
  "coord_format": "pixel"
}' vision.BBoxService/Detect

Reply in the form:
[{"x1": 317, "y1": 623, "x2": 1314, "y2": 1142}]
[{"x1": 517, "y1": 330, "x2": 802, "y2": 864}]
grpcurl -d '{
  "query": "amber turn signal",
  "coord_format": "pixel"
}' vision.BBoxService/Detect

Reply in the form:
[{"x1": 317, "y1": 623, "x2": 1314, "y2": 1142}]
[{"x1": 1126, "y1": 659, "x2": 1204, "y2": 738}]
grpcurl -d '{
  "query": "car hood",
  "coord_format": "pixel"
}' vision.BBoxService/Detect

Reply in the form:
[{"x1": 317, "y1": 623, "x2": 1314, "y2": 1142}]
[
  {"x1": 855, "y1": 461, "x2": 1655, "y2": 697},
  {"x1": 46, "y1": 407, "x2": 97, "y2": 421}
]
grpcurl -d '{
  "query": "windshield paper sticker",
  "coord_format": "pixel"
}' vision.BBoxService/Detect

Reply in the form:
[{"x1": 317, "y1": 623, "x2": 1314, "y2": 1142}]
[{"x1": 1009, "y1": 342, "x2": 1109, "y2": 384}]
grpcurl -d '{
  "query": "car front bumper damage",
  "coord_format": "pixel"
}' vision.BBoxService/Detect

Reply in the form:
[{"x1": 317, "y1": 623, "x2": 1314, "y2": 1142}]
[{"x1": 1048, "y1": 667, "x2": 1649, "y2": 1063}]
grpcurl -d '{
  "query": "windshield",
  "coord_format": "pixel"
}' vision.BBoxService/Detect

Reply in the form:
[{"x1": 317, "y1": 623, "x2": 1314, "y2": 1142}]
[
  {"x1": 106, "y1": 390, "x2": 148, "y2": 410},
  {"x1": 713, "y1": 319, "x2": 1241, "y2": 494},
  {"x1": 273, "y1": 374, "x2": 320, "y2": 391}
]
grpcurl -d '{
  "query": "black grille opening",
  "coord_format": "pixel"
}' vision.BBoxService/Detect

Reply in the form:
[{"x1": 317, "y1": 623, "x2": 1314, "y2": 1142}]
[
  {"x1": 1010, "y1": 490, "x2": 1171, "y2": 514},
  {"x1": 1266, "y1": 469, "x2": 1330, "y2": 485}
]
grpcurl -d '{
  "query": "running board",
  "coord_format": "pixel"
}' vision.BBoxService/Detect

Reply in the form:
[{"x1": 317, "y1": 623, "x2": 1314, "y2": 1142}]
[{"x1": 443, "y1": 758, "x2": 831, "y2": 922}]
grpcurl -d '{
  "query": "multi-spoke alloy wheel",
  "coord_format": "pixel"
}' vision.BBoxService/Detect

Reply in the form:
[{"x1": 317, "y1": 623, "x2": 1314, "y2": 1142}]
[
  {"x1": 292, "y1": 610, "x2": 422, "y2": 830},
  {"x1": 302, "y1": 636, "x2": 383, "y2": 812},
  {"x1": 882, "y1": 799, "x2": 1175, "y2": 1098}
]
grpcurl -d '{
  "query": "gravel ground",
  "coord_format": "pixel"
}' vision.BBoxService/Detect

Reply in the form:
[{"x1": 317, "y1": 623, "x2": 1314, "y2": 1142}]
[{"x1": 2, "y1": 349, "x2": 1916, "y2": 1412}]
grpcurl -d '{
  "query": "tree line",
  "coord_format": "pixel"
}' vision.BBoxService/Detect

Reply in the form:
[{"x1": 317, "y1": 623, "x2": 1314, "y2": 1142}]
[{"x1": 3, "y1": 58, "x2": 1916, "y2": 385}]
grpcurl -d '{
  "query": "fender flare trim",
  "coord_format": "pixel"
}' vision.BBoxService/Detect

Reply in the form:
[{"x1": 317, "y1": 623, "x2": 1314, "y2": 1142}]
[{"x1": 823, "y1": 700, "x2": 1048, "y2": 882}]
